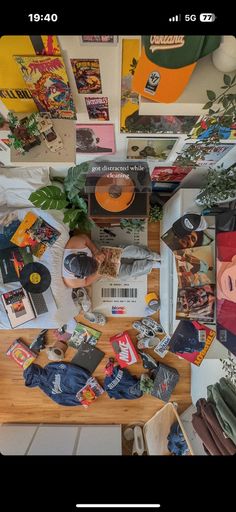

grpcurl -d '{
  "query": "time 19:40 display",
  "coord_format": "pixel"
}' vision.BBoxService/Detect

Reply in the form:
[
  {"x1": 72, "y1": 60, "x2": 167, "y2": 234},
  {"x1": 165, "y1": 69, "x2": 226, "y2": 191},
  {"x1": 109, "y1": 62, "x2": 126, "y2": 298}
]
[{"x1": 28, "y1": 13, "x2": 58, "y2": 22}]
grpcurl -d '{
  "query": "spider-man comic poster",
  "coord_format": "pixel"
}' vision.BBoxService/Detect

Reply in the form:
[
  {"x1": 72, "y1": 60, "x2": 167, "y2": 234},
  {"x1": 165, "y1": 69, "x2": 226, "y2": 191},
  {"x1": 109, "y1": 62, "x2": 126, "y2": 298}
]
[{"x1": 14, "y1": 55, "x2": 76, "y2": 119}]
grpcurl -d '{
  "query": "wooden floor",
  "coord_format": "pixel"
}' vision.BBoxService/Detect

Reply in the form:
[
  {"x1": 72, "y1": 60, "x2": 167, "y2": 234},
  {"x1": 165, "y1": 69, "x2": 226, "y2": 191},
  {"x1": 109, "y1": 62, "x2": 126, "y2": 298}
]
[{"x1": 0, "y1": 223, "x2": 191, "y2": 425}]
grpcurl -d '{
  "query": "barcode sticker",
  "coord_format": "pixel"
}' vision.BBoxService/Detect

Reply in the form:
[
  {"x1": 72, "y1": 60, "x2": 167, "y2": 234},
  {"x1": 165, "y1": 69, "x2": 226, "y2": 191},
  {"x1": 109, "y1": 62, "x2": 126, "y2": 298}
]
[
  {"x1": 198, "y1": 330, "x2": 206, "y2": 343},
  {"x1": 101, "y1": 288, "x2": 137, "y2": 298}
]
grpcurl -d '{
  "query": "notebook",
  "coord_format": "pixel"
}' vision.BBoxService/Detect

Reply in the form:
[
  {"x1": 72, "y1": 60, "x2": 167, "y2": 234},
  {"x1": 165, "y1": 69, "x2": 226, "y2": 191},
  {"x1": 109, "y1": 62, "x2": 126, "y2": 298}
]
[{"x1": 71, "y1": 341, "x2": 105, "y2": 373}]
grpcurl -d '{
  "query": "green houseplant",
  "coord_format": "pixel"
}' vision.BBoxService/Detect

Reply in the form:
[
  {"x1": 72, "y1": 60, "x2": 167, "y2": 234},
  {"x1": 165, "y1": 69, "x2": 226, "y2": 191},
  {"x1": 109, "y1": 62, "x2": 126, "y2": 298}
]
[
  {"x1": 196, "y1": 164, "x2": 236, "y2": 207},
  {"x1": 175, "y1": 73, "x2": 236, "y2": 166},
  {"x1": 149, "y1": 205, "x2": 163, "y2": 222},
  {"x1": 29, "y1": 161, "x2": 95, "y2": 232}
]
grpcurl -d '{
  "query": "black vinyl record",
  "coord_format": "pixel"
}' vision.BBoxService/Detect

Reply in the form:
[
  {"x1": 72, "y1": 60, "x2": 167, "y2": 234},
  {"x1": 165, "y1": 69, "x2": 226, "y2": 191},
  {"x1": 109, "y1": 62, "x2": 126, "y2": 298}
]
[{"x1": 19, "y1": 262, "x2": 51, "y2": 293}]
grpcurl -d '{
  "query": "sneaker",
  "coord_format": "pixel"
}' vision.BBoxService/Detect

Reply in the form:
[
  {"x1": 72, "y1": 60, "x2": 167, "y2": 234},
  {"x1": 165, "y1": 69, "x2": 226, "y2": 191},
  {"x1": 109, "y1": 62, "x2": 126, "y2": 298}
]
[
  {"x1": 132, "y1": 321, "x2": 156, "y2": 338},
  {"x1": 138, "y1": 350, "x2": 159, "y2": 370},
  {"x1": 137, "y1": 337, "x2": 160, "y2": 349},
  {"x1": 72, "y1": 287, "x2": 91, "y2": 312},
  {"x1": 142, "y1": 317, "x2": 164, "y2": 334},
  {"x1": 84, "y1": 311, "x2": 106, "y2": 326}
]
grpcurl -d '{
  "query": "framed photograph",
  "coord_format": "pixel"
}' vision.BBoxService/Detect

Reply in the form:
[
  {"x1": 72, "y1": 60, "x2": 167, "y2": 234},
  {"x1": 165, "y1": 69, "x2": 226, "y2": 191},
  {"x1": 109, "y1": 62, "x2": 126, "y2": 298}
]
[
  {"x1": 75, "y1": 124, "x2": 115, "y2": 154},
  {"x1": 173, "y1": 141, "x2": 236, "y2": 167},
  {"x1": 127, "y1": 137, "x2": 178, "y2": 161},
  {"x1": 80, "y1": 35, "x2": 118, "y2": 45}
]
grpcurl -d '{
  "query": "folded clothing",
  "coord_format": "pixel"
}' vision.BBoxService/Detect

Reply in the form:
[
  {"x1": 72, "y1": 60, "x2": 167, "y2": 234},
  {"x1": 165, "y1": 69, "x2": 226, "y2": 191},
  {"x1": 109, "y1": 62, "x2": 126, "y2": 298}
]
[
  {"x1": 192, "y1": 398, "x2": 236, "y2": 456},
  {"x1": 167, "y1": 421, "x2": 189, "y2": 456},
  {"x1": 207, "y1": 377, "x2": 236, "y2": 445}
]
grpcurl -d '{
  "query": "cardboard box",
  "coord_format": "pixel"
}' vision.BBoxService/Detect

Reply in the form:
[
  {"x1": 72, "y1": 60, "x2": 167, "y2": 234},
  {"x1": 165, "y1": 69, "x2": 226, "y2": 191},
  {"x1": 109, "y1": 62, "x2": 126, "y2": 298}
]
[{"x1": 110, "y1": 331, "x2": 138, "y2": 367}]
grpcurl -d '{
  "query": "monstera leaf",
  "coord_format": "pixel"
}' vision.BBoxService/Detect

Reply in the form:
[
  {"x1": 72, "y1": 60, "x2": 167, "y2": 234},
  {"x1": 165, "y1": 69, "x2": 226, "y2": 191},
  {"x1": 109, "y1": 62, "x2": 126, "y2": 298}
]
[
  {"x1": 29, "y1": 186, "x2": 69, "y2": 210},
  {"x1": 64, "y1": 162, "x2": 89, "y2": 203}
]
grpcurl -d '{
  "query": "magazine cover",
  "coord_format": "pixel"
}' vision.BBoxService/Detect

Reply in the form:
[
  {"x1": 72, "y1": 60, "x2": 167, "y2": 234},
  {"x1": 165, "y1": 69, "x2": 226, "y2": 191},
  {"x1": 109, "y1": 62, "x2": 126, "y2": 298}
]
[
  {"x1": 174, "y1": 142, "x2": 235, "y2": 167},
  {"x1": 76, "y1": 124, "x2": 115, "y2": 154},
  {"x1": 174, "y1": 245, "x2": 215, "y2": 288},
  {"x1": 14, "y1": 55, "x2": 76, "y2": 119},
  {"x1": 80, "y1": 36, "x2": 118, "y2": 45},
  {"x1": 168, "y1": 320, "x2": 216, "y2": 365},
  {"x1": 151, "y1": 166, "x2": 192, "y2": 183},
  {"x1": 85, "y1": 96, "x2": 109, "y2": 120},
  {"x1": 176, "y1": 284, "x2": 216, "y2": 322},
  {"x1": 76, "y1": 377, "x2": 104, "y2": 408},
  {"x1": 71, "y1": 59, "x2": 102, "y2": 94},
  {"x1": 69, "y1": 322, "x2": 101, "y2": 349},
  {"x1": 98, "y1": 246, "x2": 123, "y2": 278},
  {"x1": 161, "y1": 224, "x2": 214, "y2": 252},
  {"x1": 0, "y1": 246, "x2": 33, "y2": 283},
  {"x1": 216, "y1": 217, "x2": 236, "y2": 356},
  {"x1": 6, "y1": 338, "x2": 36, "y2": 369}
]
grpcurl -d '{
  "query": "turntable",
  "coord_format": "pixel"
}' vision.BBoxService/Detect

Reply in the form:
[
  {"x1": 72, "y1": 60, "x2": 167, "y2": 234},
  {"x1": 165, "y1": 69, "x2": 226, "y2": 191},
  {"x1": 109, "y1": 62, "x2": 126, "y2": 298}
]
[{"x1": 85, "y1": 161, "x2": 151, "y2": 221}]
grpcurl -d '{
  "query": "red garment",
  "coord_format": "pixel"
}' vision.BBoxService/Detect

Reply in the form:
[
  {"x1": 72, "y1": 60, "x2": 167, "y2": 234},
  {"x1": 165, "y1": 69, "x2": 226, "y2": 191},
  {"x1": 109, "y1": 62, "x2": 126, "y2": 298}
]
[
  {"x1": 217, "y1": 299, "x2": 236, "y2": 336},
  {"x1": 217, "y1": 231, "x2": 236, "y2": 261}
]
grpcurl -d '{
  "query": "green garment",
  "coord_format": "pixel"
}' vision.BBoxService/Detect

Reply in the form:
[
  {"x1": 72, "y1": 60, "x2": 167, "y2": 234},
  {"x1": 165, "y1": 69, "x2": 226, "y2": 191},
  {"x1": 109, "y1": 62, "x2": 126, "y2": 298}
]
[{"x1": 207, "y1": 378, "x2": 236, "y2": 444}]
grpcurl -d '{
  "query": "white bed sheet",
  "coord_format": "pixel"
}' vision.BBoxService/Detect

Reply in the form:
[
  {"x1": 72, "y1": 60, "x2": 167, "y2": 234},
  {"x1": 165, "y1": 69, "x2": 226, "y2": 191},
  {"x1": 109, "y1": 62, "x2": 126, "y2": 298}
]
[{"x1": 0, "y1": 207, "x2": 78, "y2": 329}]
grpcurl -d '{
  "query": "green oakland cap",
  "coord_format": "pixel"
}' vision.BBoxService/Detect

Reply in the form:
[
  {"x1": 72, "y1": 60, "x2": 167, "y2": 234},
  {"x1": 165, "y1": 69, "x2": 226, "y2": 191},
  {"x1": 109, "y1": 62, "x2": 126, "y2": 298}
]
[{"x1": 142, "y1": 35, "x2": 221, "y2": 69}]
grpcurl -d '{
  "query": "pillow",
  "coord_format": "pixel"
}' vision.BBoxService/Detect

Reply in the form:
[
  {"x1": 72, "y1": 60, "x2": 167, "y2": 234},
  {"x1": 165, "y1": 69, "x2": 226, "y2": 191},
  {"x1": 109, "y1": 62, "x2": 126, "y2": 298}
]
[{"x1": 0, "y1": 167, "x2": 51, "y2": 207}]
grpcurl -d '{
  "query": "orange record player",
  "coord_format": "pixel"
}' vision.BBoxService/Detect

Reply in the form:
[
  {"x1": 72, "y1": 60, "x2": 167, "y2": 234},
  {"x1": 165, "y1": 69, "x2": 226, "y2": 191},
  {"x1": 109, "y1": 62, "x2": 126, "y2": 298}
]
[{"x1": 85, "y1": 161, "x2": 151, "y2": 220}]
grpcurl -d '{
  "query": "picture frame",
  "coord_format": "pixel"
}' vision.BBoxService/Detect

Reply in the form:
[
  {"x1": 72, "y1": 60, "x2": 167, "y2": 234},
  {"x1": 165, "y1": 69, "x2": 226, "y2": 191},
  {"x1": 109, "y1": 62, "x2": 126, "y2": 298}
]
[
  {"x1": 173, "y1": 140, "x2": 236, "y2": 167},
  {"x1": 75, "y1": 123, "x2": 115, "y2": 155},
  {"x1": 80, "y1": 35, "x2": 119, "y2": 46},
  {"x1": 126, "y1": 137, "x2": 179, "y2": 162}
]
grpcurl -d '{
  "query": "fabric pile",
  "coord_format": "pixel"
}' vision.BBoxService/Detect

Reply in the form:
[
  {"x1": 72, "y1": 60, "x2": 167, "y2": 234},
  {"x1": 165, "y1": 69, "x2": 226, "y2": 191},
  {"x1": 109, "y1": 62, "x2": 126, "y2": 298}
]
[
  {"x1": 167, "y1": 422, "x2": 189, "y2": 456},
  {"x1": 192, "y1": 377, "x2": 236, "y2": 455}
]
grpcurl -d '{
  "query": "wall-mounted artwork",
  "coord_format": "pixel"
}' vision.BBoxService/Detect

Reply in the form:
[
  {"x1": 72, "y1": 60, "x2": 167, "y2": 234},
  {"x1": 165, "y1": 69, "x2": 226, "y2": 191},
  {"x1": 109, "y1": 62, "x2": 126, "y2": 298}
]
[
  {"x1": 173, "y1": 142, "x2": 236, "y2": 166},
  {"x1": 0, "y1": 36, "x2": 60, "y2": 113},
  {"x1": 127, "y1": 137, "x2": 178, "y2": 161},
  {"x1": 151, "y1": 166, "x2": 192, "y2": 183},
  {"x1": 120, "y1": 38, "x2": 199, "y2": 134},
  {"x1": 85, "y1": 97, "x2": 109, "y2": 120},
  {"x1": 71, "y1": 59, "x2": 102, "y2": 94},
  {"x1": 14, "y1": 55, "x2": 76, "y2": 119},
  {"x1": 80, "y1": 36, "x2": 118, "y2": 45},
  {"x1": 190, "y1": 115, "x2": 236, "y2": 141},
  {"x1": 76, "y1": 124, "x2": 115, "y2": 154}
]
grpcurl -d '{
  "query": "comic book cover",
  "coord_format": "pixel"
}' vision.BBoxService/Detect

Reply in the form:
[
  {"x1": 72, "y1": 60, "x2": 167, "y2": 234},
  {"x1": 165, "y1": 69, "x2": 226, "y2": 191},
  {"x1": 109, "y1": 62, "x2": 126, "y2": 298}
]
[
  {"x1": 71, "y1": 59, "x2": 102, "y2": 94},
  {"x1": 176, "y1": 284, "x2": 216, "y2": 323},
  {"x1": 26, "y1": 217, "x2": 61, "y2": 247},
  {"x1": 0, "y1": 36, "x2": 60, "y2": 113},
  {"x1": 168, "y1": 320, "x2": 216, "y2": 365},
  {"x1": 76, "y1": 377, "x2": 104, "y2": 408},
  {"x1": 69, "y1": 322, "x2": 101, "y2": 349},
  {"x1": 14, "y1": 55, "x2": 76, "y2": 119},
  {"x1": 6, "y1": 338, "x2": 36, "y2": 369},
  {"x1": 10, "y1": 212, "x2": 47, "y2": 258},
  {"x1": 174, "y1": 244, "x2": 215, "y2": 289},
  {"x1": 85, "y1": 96, "x2": 109, "y2": 120},
  {"x1": 216, "y1": 215, "x2": 236, "y2": 356},
  {"x1": 98, "y1": 246, "x2": 122, "y2": 278}
]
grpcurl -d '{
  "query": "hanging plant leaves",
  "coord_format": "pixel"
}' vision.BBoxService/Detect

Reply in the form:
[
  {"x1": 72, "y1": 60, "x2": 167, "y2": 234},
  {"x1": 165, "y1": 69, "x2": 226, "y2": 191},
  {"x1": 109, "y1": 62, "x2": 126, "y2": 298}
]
[
  {"x1": 207, "y1": 90, "x2": 216, "y2": 101},
  {"x1": 64, "y1": 162, "x2": 90, "y2": 203},
  {"x1": 203, "y1": 101, "x2": 213, "y2": 109},
  {"x1": 224, "y1": 74, "x2": 231, "y2": 86},
  {"x1": 29, "y1": 186, "x2": 68, "y2": 210}
]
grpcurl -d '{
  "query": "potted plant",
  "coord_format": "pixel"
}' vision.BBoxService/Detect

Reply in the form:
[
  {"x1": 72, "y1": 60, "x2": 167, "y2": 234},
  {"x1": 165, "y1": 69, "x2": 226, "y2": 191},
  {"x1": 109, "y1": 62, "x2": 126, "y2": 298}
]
[
  {"x1": 175, "y1": 73, "x2": 236, "y2": 166},
  {"x1": 196, "y1": 164, "x2": 236, "y2": 207},
  {"x1": 29, "y1": 161, "x2": 95, "y2": 232}
]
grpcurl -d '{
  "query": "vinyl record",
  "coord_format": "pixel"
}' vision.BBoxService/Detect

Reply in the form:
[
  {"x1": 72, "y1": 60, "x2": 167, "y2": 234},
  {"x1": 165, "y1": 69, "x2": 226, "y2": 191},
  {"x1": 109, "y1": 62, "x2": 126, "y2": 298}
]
[
  {"x1": 19, "y1": 262, "x2": 51, "y2": 293},
  {"x1": 95, "y1": 173, "x2": 135, "y2": 212}
]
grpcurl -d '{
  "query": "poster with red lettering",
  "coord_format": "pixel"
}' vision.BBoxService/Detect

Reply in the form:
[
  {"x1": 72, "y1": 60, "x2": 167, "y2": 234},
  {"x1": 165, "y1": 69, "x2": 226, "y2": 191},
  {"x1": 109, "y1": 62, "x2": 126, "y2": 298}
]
[{"x1": 110, "y1": 331, "x2": 139, "y2": 367}]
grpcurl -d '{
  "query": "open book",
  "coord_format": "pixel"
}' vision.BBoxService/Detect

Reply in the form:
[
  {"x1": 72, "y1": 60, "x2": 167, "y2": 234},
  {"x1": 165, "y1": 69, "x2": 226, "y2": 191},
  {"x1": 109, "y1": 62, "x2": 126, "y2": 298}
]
[{"x1": 98, "y1": 246, "x2": 123, "y2": 278}]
